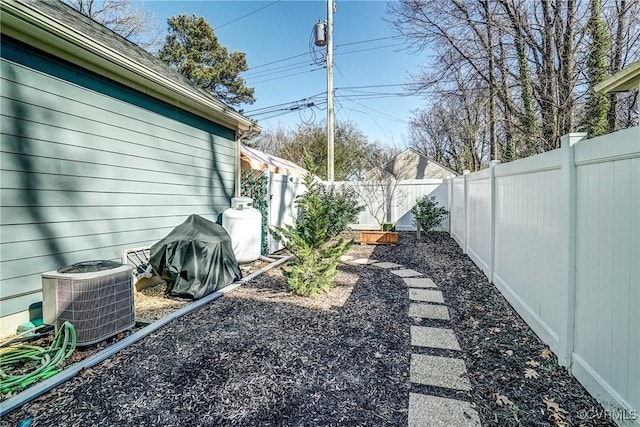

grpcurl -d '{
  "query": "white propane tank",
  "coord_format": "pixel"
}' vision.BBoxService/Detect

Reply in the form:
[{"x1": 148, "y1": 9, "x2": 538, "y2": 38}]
[{"x1": 222, "y1": 197, "x2": 262, "y2": 264}]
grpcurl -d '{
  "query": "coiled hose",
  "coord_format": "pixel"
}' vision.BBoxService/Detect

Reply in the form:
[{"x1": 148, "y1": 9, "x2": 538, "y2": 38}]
[{"x1": 0, "y1": 321, "x2": 76, "y2": 394}]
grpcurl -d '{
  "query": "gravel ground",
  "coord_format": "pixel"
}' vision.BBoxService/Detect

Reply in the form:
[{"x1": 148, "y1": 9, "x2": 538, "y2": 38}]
[{"x1": 1, "y1": 232, "x2": 613, "y2": 426}]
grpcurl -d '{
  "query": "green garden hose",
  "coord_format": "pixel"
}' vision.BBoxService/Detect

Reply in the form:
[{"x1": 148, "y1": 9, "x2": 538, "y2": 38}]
[{"x1": 0, "y1": 322, "x2": 76, "y2": 394}]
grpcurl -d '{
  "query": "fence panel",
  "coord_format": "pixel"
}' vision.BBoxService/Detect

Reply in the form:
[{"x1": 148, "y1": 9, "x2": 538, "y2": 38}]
[
  {"x1": 394, "y1": 179, "x2": 448, "y2": 231},
  {"x1": 450, "y1": 176, "x2": 466, "y2": 247},
  {"x1": 267, "y1": 172, "x2": 305, "y2": 253},
  {"x1": 493, "y1": 149, "x2": 569, "y2": 360},
  {"x1": 330, "y1": 179, "x2": 448, "y2": 231},
  {"x1": 447, "y1": 127, "x2": 639, "y2": 423},
  {"x1": 572, "y1": 127, "x2": 640, "y2": 421},
  {"x1": 465, "y1": 169, "x2": 492, "y2": 277}
]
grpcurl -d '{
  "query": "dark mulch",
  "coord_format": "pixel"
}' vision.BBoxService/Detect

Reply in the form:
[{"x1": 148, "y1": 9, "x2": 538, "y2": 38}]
[
  {"x1": 2, "y1": 251, "x2": 410, "y2": 426},
  {"x1": 353, "y1": 231, "x2": 615, "y2": 427},
  {"x1": 2, "y1": 232, "x2": 614, "y2": 426}
]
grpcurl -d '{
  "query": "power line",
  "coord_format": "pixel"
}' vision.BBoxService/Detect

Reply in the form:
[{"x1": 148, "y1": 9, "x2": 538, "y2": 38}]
[
  {"x1": 243, "y1": 92, "x2": 327, "y2": 114},
  {"x1": 244, "y1": 62, "x2": 316, "y2": 80},
  {"x1": 214, "y1": 0, "x2": 281, "y2": 31},
  {"x1": 248, "y1": 36, "x2": 401, "y2": 70},
  {"x1": 245, "y1": 43, "x2": 405, "y2": 85},
  {"x1": 250, "y1": 67, "x2": 325, "y2": 85}
]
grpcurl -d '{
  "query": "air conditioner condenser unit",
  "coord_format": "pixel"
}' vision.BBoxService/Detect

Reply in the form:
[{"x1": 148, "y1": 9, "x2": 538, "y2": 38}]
[{"x1": 42, "y1": 260, "x2": 135, "y2": 346}]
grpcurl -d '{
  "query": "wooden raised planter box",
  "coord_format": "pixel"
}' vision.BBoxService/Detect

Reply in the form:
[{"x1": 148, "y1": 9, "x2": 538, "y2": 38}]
[{"x1": 359, "y1": 230, "x2": 399, "y2": 245}]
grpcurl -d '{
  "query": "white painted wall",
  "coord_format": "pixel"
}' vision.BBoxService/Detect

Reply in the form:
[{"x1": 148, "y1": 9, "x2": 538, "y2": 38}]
[{"x1": 448, "y1": 127, "x2": 640, "y2": 425}]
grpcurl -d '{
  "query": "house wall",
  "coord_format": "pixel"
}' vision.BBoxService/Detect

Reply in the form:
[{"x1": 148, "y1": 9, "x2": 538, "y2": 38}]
[
  {"x1": 0, "y1": 37, "x2": 237, "y2": 335},
  {"x1": 448, "y1": 127, "x2": 640, "y2": 425}
]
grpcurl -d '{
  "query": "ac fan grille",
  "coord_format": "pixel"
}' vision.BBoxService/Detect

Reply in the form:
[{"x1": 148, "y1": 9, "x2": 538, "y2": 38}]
[{"x1": 44, "y1": 267, "x2": 135, "y2": 346}]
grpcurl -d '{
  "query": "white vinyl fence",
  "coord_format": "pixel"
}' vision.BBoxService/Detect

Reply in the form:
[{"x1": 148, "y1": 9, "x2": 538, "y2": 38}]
[
  {"x1": 265, "y1": 175, "x2": 451, "y2": 252},
  {"x1": 331, "y1": 179, "x2": 449, "y2": 231},
  {"x1": 266, "y1": 172, "x2": 305, "y2": 253},
  {"x1": 449, "y1": 128, "x2": 639, "y2": 425}
]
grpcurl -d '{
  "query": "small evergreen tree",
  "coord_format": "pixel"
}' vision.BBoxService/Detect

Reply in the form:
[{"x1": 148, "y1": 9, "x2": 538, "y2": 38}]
[
  {"x1": 311, "y1": 183, "x2": 364, "y2": 240},
  {"x1": 271, "y1": 157, "x2": 353, "y2": 296},
  {"x1": 411, "y1": 195, "x2": 448, "y2": 235}
]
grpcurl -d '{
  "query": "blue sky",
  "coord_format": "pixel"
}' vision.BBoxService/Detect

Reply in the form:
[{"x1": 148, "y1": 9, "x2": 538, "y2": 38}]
[{"x1": 143, "y1": 0, "x2": 427, "y2": 147}]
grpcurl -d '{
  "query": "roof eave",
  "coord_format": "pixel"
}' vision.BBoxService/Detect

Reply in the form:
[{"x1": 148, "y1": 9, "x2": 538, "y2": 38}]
[
  {"x1": 0, "y1": 0, "x2": 260, "y2": 135},
  {"x1": 594, "y1": 61, "x2": 640, "y2": 94}
]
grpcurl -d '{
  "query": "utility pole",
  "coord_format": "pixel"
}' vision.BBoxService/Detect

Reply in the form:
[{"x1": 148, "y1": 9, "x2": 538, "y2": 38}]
[
  {"x1": 312, "y1": 0, "x2": 335, "y2": 181},
  {"x1": 326, "y1": 0, "x2": 335, "y2": 181}
]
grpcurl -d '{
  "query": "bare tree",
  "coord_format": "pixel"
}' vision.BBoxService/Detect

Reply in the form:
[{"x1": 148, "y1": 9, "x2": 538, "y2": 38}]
[
  {"x1": 63, "y1": 0, "x2": 163, "y2": 51},
  {"x1": 390, "y1": 0, "x2": 639, "y2": 170},
  {"x1": 353, "y1": 167, "x2": 406, "y2": 231}
]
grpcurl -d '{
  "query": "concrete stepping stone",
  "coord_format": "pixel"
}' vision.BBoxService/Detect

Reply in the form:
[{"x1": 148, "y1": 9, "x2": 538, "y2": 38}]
[
  {"x1": 390, "y1": 268, "x2": 423, "y2": 277},
  {"x1": 409, "y1": 393, "x2": 481, "y2": 427},
  {"x1": 350, "y1": 258, "x2": 378, "y2": 265},
  {"x1": 411, "y1": 326, "x2": 461, "y2": 351},
  {"x1": 409, "y1": 289, "x2": 445, "y2": 304},
  {"x1": 410, "y1": 354, "x2": 471, "y2": 391},
  {"x1": 372, "y1": 261, "x2": 404, "y2": 269},
  {"x1": 404, "y1": 277, "x2": 437, "y2": 288},
  {"x1": 409, "y1": 303, "x2": 450, "y2": 320}
]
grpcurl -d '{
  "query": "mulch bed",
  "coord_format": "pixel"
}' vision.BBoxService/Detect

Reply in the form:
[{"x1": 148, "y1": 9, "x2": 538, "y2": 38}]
[
  {"x1": 349, "y1": 231, "x2": 615, "y2": 427},
  {"x1": 1, "y1": 232, "x2": 613, "y2": 426}
]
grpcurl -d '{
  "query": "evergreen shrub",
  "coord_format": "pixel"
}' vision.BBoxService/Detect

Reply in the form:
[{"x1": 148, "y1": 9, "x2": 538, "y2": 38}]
[
  {"x1": 411, "y1": 195, "x2": 448, "y2": 233},
  {"x1": 271, "y1": 157, "x2": 354, "y2": 296}
]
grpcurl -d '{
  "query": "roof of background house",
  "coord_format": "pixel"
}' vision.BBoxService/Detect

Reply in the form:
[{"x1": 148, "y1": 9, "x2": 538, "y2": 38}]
[
  {"x1": 379, "y1": 148, "x2": 458, "y2": 179},
  {"x1": 0, "y1": 0, "x2": 259, "y2": 135},
  {"x1": 595, "y1": 61, "x2": 640, "y2": 94},
  {"x1": 240, "y1": 145, "x2": 308, "y2": 178}
]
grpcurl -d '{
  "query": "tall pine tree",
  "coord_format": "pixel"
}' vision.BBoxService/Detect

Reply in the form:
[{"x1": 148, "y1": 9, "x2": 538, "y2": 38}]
[{"x1": 158, "y1": 14, "x2": 255, "y2": 106}]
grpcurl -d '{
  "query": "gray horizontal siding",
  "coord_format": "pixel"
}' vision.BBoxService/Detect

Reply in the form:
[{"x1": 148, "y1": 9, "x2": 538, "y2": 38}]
[{"x1": 1, "y1": 38, "x2": 238, "y2": 317}]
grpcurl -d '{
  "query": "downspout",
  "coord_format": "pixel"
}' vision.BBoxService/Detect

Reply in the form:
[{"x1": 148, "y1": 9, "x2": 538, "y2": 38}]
[
  {"x1": 235, "y1": 132, "x2": 242, "y2": 198},
  {"x1": 235, "y1": 125, "x2": 256, "y2": 198}
]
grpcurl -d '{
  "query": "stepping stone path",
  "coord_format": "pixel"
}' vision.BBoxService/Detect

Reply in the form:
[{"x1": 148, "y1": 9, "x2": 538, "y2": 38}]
[{"x1": 343, "y1": 256, "x2": 481, "y2": 426}]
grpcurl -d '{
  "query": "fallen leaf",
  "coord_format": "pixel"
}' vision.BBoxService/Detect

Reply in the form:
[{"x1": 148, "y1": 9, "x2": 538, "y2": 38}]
[
  {"x1": 493, "y1": 393, "x2": 513, "y2": 406},
  {"x1": 524, "y1": 368, "x2": 539, "y2": 379},
  {"x1": 374, "y1": 352, "x2": 382, "y2": 358},
  {"x1": 473, "y1": 304, "x2": 484, "y2": 311},
  {"x1": 541, "y1": 348, "x2": 552, "y2": 359},
  {"x1": 468, "y1": 316, "x2": 480, "y2": 328},
  {"x1": 505, "y1": 350, "x2": 513, "y2": 356},
  {"x1": 489, "y1": 327, "x2": 501, "y2": 334},
  {"x1": 543, "y1": 397, "x2": 567, "y2": 414},
  {"x1": 526, "y1": 360, "x2": 540, "y2": 367}
]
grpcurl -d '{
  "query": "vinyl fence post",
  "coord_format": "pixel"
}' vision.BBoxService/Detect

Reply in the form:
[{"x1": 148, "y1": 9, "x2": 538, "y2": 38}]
[
  {"x1": 448, "y1": 178, "x2": 453, "y2": 236},
  {"x1": 463, "y1": 170, "x2": 470, "y2": 254},
  {"x1": 489, "y1": 160, "x2": 501, "y2": 283},
  {"x1": 560, "y1": 132, "x2": 587, "y2": 367}
]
